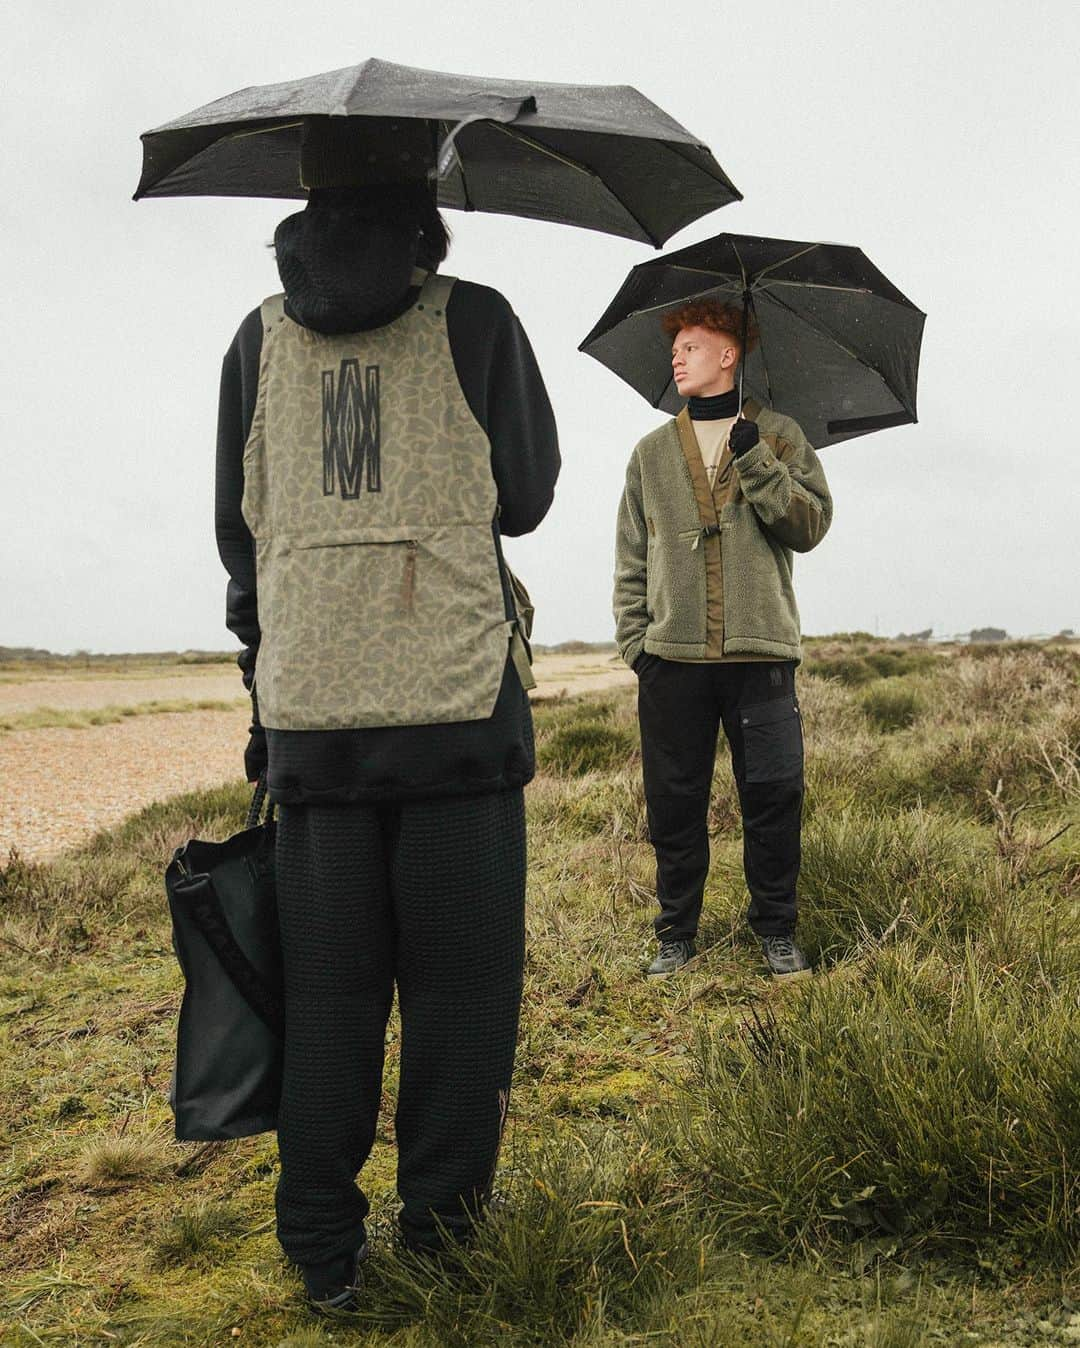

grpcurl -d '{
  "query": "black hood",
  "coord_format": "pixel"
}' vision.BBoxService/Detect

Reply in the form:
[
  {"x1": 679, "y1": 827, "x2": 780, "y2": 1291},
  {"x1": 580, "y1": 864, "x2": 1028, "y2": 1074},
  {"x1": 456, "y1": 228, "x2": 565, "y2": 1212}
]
[{"x1": 273, "y1": 190, "x2": 422, "y2": 334}]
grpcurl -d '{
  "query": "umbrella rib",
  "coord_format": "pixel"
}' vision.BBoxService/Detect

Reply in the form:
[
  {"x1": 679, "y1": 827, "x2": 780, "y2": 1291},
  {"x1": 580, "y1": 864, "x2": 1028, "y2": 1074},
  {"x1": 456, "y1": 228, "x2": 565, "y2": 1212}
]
[
  {"x1": 757, "y1": 279, "x2": 872, "y2": 295},
  {"x1": 488, "y1": 123, "x2": 661, "y2": 245},
  {"x1": 657, "y1": 263, "x2": 739, "y2": 279},
  {"x1": 748, "y1": 289, "x2": 774, "y2": 407},
  {"x1": 224, "y1": 120, "x2": 303, "y2": 141},
  {"x1": 648, "y1": 264, "x2": 870, "y2": 296},
  {"x1": 624, "y1": 283, "x2": 742, "y2": 320},
  {"x1": 660, "y1": 139, "x2": 742, "y2": 198},
  {"x1": 760, "y1": 289, "x2": 915, "y2": 416},
  {"x1": 750, "y1": 242, "x2": 823, "y2": 284},
  {"x1": 652, "y1": 371, "x2": 677, "y2": 409},
  {"x1": 488, "y1": 121, "x2": 587, "y2": 170},
  {"x1": 730, "y1": 240, "x2": 750, "y2": 293}
]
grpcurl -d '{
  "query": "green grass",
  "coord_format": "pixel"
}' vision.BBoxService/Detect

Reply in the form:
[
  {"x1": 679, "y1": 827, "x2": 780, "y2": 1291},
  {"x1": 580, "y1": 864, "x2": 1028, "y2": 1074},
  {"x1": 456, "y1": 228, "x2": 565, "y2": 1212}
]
[
  {"x1": 664, "y1": 947, "x2": 1079, "y2": 1261},
  {"x1": 860, "y1": 680, "x2": 922, "y2": 732},
  {"x1": 0, "y1": 648, "x2": 236, "y2": 674},
  {"x1": 1, "y1": 645, "x2": 1078, "y2": 1345},
  {"x1": 0, "y1": 698, "x2": 246, "y2": 732}
]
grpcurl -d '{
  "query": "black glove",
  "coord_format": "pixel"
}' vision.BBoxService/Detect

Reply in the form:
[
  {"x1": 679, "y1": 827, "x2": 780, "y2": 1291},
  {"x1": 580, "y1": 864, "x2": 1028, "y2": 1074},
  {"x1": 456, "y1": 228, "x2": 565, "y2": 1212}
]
[
  {"x1": 728, "y1": 418, "x2": 760, "y2": 457},
  {"x1": 244, "y1": 724, "x2": 268, "y2": 783}
]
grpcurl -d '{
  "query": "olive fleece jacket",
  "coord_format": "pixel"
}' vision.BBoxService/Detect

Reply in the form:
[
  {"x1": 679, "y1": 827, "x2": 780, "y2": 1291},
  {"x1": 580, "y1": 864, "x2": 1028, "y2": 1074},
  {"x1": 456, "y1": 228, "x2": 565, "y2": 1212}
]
[{"x1": 613, "y1": 400, "x2": 832, "y2": 668}]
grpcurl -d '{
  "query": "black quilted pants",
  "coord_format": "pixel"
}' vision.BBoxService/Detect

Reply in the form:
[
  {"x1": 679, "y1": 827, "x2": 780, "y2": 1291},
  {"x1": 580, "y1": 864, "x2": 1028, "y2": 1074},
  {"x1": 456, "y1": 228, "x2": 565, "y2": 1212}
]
[
  {"x1": 273, "y1": 790, "x2": 526, "y2": 1266},
  {"x1": 636, "y1": 658, "x2": 804, "y2": 942}
]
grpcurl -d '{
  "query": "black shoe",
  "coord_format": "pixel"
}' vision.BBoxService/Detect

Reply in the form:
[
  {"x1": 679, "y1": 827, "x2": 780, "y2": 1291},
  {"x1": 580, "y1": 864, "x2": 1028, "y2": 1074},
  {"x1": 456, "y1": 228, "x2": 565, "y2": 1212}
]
[
  {"x1": 302, "y1": 1241, "x2": 368, "y2": 1313},
  {"x1": 647, "y1": 939, "x2": 696, "y2": 977},
  {"x1": 760, "y1": 935, "x2": 811, "y2": 980}
]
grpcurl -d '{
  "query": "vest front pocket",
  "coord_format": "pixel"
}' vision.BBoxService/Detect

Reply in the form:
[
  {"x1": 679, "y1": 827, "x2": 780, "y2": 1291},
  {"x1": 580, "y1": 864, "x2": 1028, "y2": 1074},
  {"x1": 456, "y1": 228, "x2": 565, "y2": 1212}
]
[{"x1": 257, "y1": 525, "x2": 508, "y2": 730}]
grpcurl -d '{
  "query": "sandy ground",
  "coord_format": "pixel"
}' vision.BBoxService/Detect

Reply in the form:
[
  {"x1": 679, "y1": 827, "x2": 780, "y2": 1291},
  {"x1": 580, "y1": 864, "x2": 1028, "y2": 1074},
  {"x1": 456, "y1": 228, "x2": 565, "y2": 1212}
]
[
  {"x1": 0, "y1": 653, "x2": 632, "y2": 862},
  {"x1": 0, "y1": 669, "x2": 246, "y2": 715}
]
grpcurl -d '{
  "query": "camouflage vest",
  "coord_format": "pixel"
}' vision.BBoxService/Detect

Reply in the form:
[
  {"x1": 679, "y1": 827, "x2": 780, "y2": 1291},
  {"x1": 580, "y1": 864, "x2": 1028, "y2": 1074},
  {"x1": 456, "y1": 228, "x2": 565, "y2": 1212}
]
[{"x1": 242, "y1": 272, "x2": 514, "y2": 731}]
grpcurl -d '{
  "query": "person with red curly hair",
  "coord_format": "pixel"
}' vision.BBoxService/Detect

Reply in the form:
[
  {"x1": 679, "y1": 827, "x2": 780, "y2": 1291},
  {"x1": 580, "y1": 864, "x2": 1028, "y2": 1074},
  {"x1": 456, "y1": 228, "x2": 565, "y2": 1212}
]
[{"x1": 613, "y1": 299, "x2": 832, "y2": 980}]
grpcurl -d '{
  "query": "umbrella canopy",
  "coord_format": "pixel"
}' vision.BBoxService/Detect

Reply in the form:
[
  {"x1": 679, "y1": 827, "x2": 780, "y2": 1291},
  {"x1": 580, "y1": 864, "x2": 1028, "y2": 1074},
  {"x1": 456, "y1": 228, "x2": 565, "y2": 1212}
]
[
  {"x1": 134, "y1": 58, "x2": 741, "y2": 246},
  {"x1": 579, "y1": 233, "x2": 925, "y2": 447}
]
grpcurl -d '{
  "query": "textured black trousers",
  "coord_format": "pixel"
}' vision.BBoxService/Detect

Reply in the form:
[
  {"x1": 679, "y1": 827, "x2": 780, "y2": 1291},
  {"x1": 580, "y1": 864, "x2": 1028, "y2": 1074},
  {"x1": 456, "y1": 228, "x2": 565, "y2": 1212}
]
[
  {"x1": 273, "y1": 790, "x2": 526, "y2": 1266},
  {"x1": 636, "y1": 657, "x2": 804, "y2": 942}
]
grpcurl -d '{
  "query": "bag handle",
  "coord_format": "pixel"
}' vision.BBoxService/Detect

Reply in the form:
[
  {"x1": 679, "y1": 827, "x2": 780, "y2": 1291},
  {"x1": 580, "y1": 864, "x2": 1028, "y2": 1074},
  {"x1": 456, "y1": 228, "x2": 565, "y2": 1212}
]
[{"x1": 245, "y1": 774, "x2": 275, "y2": 831}]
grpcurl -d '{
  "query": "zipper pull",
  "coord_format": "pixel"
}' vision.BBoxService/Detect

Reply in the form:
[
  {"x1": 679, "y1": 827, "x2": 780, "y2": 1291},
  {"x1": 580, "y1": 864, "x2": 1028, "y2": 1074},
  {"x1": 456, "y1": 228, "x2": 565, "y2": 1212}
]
[{"x1": 401, "y1": 539, "x2": 418, "y2": 612}]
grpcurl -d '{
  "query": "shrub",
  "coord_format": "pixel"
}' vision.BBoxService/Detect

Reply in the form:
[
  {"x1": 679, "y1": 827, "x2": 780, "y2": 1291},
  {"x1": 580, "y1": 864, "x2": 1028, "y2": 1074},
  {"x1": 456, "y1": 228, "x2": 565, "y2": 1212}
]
[
  {"x1": 860, "y1": 680, "x2": 922, "y2": 733},
  {"x1": 353, "y1": 1128, "x2": 704, "y2": 1345},
  {"x1": 76, "y1": 1134, "x2": 166, "y2": 1187},
  {"x1": 803, "y1": 646, "x2": 938, "y2": 687},
  {"x1": 663, "y1": 946, "x2": 1080, "y2": 1261},
  {"x1": 535, "y1": 698, "x2": 639, "y2": 777},
  {"x1": 798, "y1": 808, "x2": 999, "y2": 957},
  {"x1": 527, "y1": 769, "x2": 648, "y2": 841},
  {"x1": 151, "y1": 1200, "x2": 244, "y2": 1268},
  {"x1": 877, "y1": 719, "x2": 1063, "y2": 816},
  {"x1": 932, "y1": 651, "x2": 1075, "y2": 722}
]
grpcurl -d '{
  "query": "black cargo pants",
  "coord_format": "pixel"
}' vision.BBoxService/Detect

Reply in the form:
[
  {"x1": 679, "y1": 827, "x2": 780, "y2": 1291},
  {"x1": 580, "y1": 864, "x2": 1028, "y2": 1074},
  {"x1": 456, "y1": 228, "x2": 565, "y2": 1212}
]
[
  {"x1": 273, "y1": 790, "x2": 526, "y2": 1267},
  {"x1": 635, "y1": 656, "x2": 803, "y2": 942}
]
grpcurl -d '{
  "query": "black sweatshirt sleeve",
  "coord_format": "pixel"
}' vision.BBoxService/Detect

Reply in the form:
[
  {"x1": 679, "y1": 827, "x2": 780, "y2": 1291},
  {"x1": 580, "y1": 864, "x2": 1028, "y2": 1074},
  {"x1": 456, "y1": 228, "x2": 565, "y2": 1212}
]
[
  {"x1": 214, "y1": 306, "x2": 263, "y2": 690},
  {"x1": 446, "y1": 281, "x2": 560, "y2": 536}
]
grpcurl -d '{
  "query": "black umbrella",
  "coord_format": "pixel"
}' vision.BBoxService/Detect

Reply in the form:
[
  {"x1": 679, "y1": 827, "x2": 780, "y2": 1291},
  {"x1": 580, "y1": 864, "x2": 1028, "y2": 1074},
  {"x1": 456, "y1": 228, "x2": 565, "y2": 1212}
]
[
  {"x1": 579, "y1": 233, "x2": 925, "y2": 447},
  {"x1": 134, "y1": 58, "x2": 741, "y2": 246}
]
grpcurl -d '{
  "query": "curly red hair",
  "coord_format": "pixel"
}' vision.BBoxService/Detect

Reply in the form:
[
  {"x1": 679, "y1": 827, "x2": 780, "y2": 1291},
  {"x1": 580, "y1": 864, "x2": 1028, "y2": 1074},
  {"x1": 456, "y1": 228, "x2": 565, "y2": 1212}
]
[{"x1": 660, "y1": 299, "x2": 758, "y2": 354}]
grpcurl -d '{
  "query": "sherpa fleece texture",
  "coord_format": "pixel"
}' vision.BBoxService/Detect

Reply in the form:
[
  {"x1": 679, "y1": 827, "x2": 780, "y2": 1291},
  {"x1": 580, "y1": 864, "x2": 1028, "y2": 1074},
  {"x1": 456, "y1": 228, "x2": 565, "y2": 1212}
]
[{"x1": 613, "y1": 403, "x2": 832, "y2": 668}]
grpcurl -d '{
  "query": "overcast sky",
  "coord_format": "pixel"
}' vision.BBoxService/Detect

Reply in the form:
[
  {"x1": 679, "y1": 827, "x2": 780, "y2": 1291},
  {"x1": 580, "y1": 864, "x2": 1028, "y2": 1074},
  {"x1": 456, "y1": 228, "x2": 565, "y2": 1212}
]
[{"x1": 2, "y1": 0, "x2": 1077, "y2": 652}]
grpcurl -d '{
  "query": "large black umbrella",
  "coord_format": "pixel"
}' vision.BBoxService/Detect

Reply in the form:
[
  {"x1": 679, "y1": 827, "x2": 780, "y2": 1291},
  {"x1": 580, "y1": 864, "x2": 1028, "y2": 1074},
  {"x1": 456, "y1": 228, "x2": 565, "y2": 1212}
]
[
  {"x1": 579, "y1": 233, "x2": 925, "y2": 447},
  {"x1": 134, "y1": 58, "x2": 741, "y2": 246}
]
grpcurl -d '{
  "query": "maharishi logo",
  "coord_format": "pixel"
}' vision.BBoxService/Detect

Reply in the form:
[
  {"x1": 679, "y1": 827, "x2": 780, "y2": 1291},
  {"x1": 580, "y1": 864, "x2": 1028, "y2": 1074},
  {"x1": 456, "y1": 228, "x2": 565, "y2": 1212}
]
[{"x1": 322, "y1": 359, "x2": 381, "y2": 498}]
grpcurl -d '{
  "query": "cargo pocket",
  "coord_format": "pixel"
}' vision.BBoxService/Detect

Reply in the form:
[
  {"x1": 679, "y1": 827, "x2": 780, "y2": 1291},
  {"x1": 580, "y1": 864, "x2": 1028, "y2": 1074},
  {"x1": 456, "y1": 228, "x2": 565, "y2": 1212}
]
[{"x1": 739, "y1": 697, "x2": 804, "y2": 784}]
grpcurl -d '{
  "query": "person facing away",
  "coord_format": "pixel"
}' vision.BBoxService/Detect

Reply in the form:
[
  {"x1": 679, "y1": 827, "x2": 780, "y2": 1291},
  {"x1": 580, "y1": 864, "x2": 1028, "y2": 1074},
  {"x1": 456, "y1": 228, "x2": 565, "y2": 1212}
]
[
  {"x1": 612, "y1": 299, "x2": 831, "y2": 980},
  {"x1": 215, "y1": 120, "x2": 560, "y2": 1312}
]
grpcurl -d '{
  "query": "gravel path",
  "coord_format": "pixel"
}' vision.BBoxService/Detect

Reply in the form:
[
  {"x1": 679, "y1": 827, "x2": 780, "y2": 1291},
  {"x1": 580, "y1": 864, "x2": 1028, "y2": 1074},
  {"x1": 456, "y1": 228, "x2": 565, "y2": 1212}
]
[
  {"x1": 0, "y1": 655, "x2": 633, "y2": 862},
  {"x1": 0, "y1": 670, "x2": 244, "y2": 715},
  {"x1": 0, "y1": 710, "x2": 249, "y2": 862}
]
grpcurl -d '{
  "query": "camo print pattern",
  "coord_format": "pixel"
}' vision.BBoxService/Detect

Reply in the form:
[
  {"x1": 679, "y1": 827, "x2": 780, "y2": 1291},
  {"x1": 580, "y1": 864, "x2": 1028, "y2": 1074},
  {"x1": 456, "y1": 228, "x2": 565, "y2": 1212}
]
[{"x1": 242, "y1": 274, "x2": 510, "y2": 731}]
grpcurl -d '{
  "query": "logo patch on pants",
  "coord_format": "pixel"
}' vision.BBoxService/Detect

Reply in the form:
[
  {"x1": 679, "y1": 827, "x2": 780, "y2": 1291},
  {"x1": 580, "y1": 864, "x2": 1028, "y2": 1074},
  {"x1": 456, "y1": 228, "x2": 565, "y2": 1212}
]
[{"x1": 322, "y1": 359, "x2": 381, "y2": 498}]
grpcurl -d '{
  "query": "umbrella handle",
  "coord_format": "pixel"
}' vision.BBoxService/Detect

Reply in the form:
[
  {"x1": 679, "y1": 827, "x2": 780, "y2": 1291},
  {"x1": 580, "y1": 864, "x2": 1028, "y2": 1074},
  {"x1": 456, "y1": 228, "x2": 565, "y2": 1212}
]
[{"x1": 434, "y1": 96, "x2": 538, "y2": 178}]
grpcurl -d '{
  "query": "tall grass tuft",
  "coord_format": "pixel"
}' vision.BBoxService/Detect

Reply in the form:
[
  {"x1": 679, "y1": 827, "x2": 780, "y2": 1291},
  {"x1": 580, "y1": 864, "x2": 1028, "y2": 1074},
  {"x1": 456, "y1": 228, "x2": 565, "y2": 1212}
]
[
  {"x1": 151, "y1": 1199, "x2": 244, "y2": 1267},
  {"x1": 798, "y1": 808, "x2": 1002, "y2": 956},
  {"x1": 353, "y1": 1129, "x2": 708, "y2": 1345},
  {"x1": 535, "y1": 697, "x2": 639, "y2": 776},
  {"x1": 662, "y1": 946, "x2": 1080, "y2": 1262},
  {"x1": 860, "y1": 680, "x2": 922, "y2": 733},
  {"x1": 76, "y1": 1133, "x2": 166, "y2": 1186}
]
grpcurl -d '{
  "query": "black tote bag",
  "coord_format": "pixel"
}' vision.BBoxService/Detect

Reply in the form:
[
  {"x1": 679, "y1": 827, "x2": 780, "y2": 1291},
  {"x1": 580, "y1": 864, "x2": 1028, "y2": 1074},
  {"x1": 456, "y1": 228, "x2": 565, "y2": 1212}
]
[{"x1": 165, "y1": 780, "x2": 283, "y2": 1140}]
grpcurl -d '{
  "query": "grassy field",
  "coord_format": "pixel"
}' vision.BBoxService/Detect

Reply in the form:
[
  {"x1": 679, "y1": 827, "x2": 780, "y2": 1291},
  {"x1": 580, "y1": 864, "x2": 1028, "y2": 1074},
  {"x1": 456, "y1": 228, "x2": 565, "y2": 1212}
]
[{"x1": 1, "y1": 639, "x2": 1078, "y2": 1346}]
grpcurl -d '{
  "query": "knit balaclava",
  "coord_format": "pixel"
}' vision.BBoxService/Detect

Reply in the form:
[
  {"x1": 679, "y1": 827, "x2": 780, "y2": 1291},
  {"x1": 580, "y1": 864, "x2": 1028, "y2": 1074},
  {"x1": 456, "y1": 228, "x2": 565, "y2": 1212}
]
[{"x1": 273, "y1": 186, "x2": 422, "y2": 334}]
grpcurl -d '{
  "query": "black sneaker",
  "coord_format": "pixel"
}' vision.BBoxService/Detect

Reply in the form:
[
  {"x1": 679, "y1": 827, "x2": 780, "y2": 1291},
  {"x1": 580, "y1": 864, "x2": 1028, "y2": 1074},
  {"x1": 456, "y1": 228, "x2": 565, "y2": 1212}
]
[
  {"x1": 302, "y1": 1241, "x2": 368, "y2": 1313},
  {"x1": 647, "y1": 939, "x2": 696, "y2": 977},
  {"x1": 760, "y1": 935, "x2": 811, "y2": 980}
]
